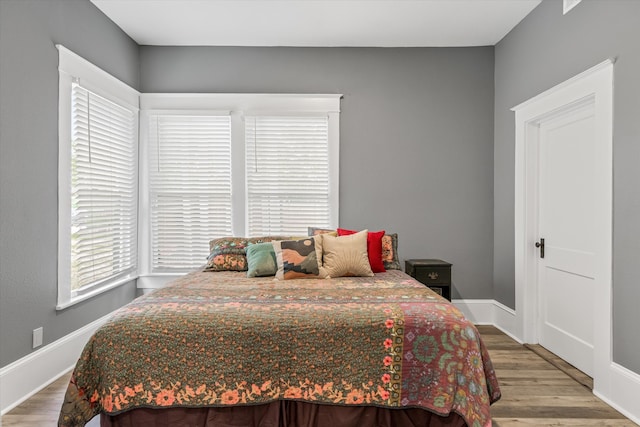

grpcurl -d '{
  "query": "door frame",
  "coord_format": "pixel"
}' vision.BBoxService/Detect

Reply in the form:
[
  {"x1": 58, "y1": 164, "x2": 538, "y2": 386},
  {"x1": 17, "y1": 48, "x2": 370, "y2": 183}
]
[{"x1": 512, "y1": 59, "x2": 613, "y2": 392}]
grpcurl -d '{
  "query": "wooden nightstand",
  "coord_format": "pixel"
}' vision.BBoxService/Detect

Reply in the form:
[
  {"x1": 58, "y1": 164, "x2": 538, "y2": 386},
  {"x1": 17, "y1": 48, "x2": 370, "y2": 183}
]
[{"x1": 405, "y1": 259, "x2": 452, "y2": 301}]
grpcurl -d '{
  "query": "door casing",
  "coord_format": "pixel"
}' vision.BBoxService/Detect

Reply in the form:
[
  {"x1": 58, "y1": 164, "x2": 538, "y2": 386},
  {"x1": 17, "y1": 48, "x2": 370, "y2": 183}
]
[{"x1": 512, "y1": 59, "x2": 613, "y2": 393}]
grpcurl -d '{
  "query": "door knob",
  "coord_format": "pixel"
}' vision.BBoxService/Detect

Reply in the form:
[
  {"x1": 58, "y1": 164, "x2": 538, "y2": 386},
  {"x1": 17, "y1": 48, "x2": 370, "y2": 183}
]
[{"x1": 535, "y1": 238, "x2": 545, "y2": 258}]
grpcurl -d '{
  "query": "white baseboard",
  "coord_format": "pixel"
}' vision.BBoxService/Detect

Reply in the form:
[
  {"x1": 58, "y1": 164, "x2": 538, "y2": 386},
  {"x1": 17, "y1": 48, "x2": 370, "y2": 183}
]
[
  {"x1": 491, "y1": 300, "x2": 522, "y2": 343},
  {"x1": 452, "y1": 298, "x2": 521, "y2": 343},
  {"x1": 0, "y1": 311, "x2": 116, "y2": 415},
  {"x1": 594, "y1": 362, "x2": 640, "y2": 425},
  {"x1": 452, "y1": 298, "x2": 495, "y2": 324}
]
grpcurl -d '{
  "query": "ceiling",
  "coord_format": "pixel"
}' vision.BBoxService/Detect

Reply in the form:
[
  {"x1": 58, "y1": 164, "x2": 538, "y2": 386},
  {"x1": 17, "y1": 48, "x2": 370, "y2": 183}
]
[{"x1": 90, "y1": 0, "x2": 542, "y2": 47}]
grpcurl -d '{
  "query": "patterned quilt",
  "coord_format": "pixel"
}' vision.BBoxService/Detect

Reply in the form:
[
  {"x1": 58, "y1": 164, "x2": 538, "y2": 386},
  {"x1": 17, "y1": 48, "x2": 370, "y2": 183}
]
[{"x1": 58, "y1": 270, "x2": 501, "y2": 427}]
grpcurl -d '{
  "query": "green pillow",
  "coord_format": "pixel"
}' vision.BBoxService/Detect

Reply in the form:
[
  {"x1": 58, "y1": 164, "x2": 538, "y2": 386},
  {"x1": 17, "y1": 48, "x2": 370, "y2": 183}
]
[{"x1": 246, "y1": 242, "x2": 277, "y2": 277}]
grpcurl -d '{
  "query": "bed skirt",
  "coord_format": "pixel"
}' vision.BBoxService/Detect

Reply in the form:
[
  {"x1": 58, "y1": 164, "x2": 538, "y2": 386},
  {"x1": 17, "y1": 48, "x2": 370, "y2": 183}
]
[{"x1": 100, "y1": 401, "x2": 468, "y2": 427}]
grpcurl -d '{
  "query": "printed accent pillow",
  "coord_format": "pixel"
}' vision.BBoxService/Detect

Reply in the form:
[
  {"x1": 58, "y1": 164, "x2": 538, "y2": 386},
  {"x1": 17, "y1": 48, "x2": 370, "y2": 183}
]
[
  {"x1": 273, "y1": 237, "x2": 324, "y2": 280},
  {"x1": 381, "y1": 233, "x2": 401, "y2": 270},
  {"x1": 205, "y1": 236, "x2": 291, "y2": 272},
  {"x1": 337, "y1": 228, "x2": 386, "y2": 273},
  {"x1": 322, "y1": 230, "x2": 374, "y2": 278},
  {"x1": 204, "y1": 237, "x2": 250, "y2": 271},
  {"x1": 246, "y1": 242, "x2": 278, "y2": 277}
]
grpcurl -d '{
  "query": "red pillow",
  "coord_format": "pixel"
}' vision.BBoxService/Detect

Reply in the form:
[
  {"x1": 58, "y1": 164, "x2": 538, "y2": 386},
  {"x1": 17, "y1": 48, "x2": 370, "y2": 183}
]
[{"x1": 337, "y1": 228, "x2": 386, "y2": 273}]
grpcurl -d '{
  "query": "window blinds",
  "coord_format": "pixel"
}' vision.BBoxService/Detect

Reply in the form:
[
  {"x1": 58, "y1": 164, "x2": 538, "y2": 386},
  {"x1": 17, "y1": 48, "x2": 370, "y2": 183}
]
[
  {"x1": 245, "y1": 116, "x2": 331, "y2": 236},
  {"x1": 148, "y1": 115, "x2": 232, "y2": 271},
  {"x1": 70, "y1": 84, "x2": 138, "y2": 291}
]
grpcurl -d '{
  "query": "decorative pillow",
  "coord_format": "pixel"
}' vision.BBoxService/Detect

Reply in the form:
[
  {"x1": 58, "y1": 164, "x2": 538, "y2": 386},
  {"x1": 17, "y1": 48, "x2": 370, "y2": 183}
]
[
  {"x1": 246, "y1": 242, "x2": 278, "y2": 277},
  {"x1": 337, "y1": 228, "x2": 386, "y2": 273},
  {"x1": 381, "y1": 233, "x2": 401, "y2": 270},
  {"x1": 307, "y1": 227, "x2": 337, "y2": 237},
  {"x1": 322, "y1": 230, "x2": 374, "y2": 278},
  {"x1": 205, "y1": 236, "x2": 291, "y2": 272},
  {"x1": 248, "y1": 235, "x2": 292, "y2": 245},
  {"x1": 273, "y1": 237, "x2": 323, "y2": 280},
  {"x1": 204, "y1": 237, "x2": 250, "y2": 271}
]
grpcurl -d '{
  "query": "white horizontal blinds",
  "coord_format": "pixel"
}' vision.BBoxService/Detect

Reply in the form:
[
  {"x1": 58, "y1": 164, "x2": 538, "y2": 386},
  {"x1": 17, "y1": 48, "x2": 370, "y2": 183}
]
[
  {"x1": 148, "y1": 115, "x2": 232, "y2": 271},
  {"x1": 246, "y1": 116, "x2": 330, "y2": 236},
  {"x1": 70, "y1": 83, "x2": 138, "y2": 291}
]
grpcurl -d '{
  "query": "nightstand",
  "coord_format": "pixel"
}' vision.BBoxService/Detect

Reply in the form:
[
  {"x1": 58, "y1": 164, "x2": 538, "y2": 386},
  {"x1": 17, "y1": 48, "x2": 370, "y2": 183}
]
[{"x1": 405, "y1": 259, "x2": 452, "y2": 301}]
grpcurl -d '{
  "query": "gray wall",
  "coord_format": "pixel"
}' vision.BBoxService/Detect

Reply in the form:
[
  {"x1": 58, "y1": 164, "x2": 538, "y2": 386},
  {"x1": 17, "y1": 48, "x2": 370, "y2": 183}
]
[
  {"x1": 0, "y1": 0, "x2": 140, "y2": 367},
  {"x1": 494, "y1": 0, "x2": 640, "y2": 373},
  {"x1": 141, "y1": 46, "x2": 496, "y2": 301}
]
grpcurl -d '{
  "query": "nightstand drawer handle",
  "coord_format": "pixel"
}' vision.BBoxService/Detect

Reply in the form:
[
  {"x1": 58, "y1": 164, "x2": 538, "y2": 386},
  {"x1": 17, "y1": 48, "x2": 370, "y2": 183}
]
[{"x1": 428, "y1": 272, "x2": 439, "y2": 280}]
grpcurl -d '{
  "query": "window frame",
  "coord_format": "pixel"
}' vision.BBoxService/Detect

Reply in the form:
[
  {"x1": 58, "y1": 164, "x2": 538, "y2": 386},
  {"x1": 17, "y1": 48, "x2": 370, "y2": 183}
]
[
  {"x1": 138, "y1": 94, "x2": 341, "y2": 288},
  {"x1": 56, "y1": 45, "x2": 140, "y2": 310}
]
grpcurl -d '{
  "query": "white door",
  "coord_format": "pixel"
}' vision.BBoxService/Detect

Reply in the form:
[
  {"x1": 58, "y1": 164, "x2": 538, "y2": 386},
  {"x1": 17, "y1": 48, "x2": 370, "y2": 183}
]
[
  {"x1": 536, "y1": 101, "x2": 596, "y2": 377},
  {"x1": 514, "y1": 59, "x2": 613, "y2": 395}
]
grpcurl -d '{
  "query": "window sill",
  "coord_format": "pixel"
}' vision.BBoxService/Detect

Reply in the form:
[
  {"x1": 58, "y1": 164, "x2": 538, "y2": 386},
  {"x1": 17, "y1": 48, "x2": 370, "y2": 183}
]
[
  {"x1": 137, "y1": 273, "x2": 188, "y2": 290},
  {"x1": 56, "y1": 275, "x2": 137, "y2": 311}
]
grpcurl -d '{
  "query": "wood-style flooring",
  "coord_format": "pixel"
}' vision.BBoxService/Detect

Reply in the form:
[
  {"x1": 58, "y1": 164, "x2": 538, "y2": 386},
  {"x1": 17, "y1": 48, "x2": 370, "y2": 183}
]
[
  {"x1": 2, "y1": 325, "x2": 635, "y2": 426},
  {"x1": 477, "y1": 325, "x2": 634, "y2": 426}
]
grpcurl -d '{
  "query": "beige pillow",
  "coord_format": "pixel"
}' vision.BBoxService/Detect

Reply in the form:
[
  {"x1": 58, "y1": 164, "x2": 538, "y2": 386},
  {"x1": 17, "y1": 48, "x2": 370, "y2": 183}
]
[
  {"x1": 313, "y1": 233, "x2": 329, "y2": 278},
  {"x1": 322, "y1": 230, "x2": 374, "y2": 278}
]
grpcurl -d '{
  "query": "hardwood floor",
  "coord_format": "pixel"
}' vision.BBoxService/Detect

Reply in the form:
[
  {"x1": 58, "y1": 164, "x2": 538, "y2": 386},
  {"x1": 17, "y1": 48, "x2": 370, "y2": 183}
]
[
  {"x1": 2, "y1": 326, "x2": 635, "y2": 426},
  {"x1": 477, "y1": 325, "x2": 633, "y2": 426}
]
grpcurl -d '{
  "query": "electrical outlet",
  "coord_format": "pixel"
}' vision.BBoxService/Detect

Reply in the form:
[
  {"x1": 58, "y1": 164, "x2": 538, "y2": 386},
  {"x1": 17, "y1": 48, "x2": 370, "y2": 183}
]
[{"x1": 33, "y1": 327, "x2": 43, "y2": 348}]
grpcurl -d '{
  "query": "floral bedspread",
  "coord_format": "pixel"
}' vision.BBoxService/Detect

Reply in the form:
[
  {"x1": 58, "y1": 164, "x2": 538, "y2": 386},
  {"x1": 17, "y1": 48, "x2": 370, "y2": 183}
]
[{"x1": 58, "y1": 270, "x2": 500, "y2": 427}]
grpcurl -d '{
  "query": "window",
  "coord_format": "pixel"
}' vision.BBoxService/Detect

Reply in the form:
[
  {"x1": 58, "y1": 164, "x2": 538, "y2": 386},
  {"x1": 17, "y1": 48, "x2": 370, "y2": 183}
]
[
  {"x1": 57, "y1": 46, "x2": 139, "y2": 309},
  {"x1": 56, "y1": 52, "x2": 340, "y2": 295},
  {"x1": 140, "y1": 94, "x2": 340, "y2": 275},
  {"x1": 147, "y1": 114, "x2": 232, "y2": 271},
  {"x1": 245, "y1": 116, "x2": 331, "y2": 236}
]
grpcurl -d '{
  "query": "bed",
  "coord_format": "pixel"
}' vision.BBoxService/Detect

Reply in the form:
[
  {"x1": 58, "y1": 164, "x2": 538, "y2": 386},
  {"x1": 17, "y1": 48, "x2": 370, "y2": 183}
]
[{"x1": 58, "y1": 233, "x2": 501, "y2": 427}]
